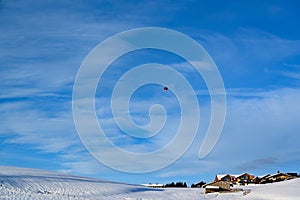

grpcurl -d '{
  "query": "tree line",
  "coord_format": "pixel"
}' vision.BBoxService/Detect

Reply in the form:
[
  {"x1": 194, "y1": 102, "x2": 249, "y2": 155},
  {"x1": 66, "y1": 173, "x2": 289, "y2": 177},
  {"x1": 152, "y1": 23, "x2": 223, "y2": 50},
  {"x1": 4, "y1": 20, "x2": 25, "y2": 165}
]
[
  {"x1": 164, "y1": 181, "x2": 187, "y2": 188},
  {"x1": 163, "y1": 181, "x2": 206, "y2": 188}
]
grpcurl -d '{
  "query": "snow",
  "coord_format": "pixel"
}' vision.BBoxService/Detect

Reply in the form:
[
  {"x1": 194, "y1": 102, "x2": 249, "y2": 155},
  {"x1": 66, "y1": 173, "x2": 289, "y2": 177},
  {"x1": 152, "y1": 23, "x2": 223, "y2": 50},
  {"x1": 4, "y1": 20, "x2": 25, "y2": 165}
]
[
  {"x1": 216, "y1": 174, "x2": 228, "y2": 180},
  {"x1": 257, "y1": 174, "x2": 271, "y2": 179},
  {"x1": 0, "y1": 166, "x2": 299, "y2": 199},
  {"x1": 243, "y1": 178, "x2": 300, "y2": 200},
  {"x1": 205, "y1": 185, "x2": 219, "y2": 189}
]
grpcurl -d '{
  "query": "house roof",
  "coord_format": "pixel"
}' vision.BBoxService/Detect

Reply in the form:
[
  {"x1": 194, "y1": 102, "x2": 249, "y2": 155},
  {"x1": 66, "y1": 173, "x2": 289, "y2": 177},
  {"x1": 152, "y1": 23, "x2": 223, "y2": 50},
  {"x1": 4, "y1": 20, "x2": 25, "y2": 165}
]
[
  {"x1": 269, "y1": 173, "x2": 290, "y2": 178},
  {"x1": 215, "y1": 173, "x2": 256, "y2": 182},
  {"x1": 257, "y1": 174, "x2": 271, "y2": 179},
  {"x1": 216, "y1": 174, "x2": 232, "y2": 180},
  {"x1": 235, "y1": 173, "x2": 254, "y2": 178}
]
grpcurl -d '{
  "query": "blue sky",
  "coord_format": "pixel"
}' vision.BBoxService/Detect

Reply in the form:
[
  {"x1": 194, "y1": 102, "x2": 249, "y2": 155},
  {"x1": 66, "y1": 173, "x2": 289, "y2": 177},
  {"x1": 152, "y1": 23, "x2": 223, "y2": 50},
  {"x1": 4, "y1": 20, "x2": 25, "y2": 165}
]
[{"x1": 1, "y1": 0, "x2": 300, "y2": 185}]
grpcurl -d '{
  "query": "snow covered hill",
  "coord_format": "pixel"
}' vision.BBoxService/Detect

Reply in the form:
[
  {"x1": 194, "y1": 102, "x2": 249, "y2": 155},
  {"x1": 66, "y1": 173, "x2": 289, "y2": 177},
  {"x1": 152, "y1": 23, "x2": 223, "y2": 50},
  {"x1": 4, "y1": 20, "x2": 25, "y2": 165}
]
[
  {"x1": 0, "y1": 166, "x2": 299, "y2": 199},
  {"x1": 243, "y1": 178, "x2": 300, "y2": 200},
  {"x1": 0, "y1": 166, "x2": 162, "y2": 199}
]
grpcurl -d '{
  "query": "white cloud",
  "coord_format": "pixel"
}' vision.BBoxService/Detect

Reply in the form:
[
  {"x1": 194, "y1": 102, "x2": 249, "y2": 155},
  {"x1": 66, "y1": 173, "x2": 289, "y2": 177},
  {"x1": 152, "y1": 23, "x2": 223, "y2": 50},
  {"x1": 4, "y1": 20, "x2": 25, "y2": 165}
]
[
  {"x1": 206, "y1": 88, "x2": 300, "y2": 171},
  {"x1": 0, "y1": 99, "x2": 78, "y2": 152}
]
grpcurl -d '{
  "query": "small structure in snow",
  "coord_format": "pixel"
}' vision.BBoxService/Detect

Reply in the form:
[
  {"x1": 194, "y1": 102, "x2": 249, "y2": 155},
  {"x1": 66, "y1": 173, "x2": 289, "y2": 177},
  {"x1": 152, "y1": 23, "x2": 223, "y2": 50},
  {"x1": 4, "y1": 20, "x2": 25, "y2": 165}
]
[
  {"x1": 141, "y1": 183, "x2": 163, "y2": 188},
  {"x1": 203, "y1": 181, "x2": 230, "y2": 193}
]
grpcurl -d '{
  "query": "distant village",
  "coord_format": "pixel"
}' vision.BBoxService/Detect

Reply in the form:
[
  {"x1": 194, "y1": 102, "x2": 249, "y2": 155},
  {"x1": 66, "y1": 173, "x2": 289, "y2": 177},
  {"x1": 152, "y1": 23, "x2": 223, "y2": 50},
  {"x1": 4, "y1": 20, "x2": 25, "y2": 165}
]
[{"x1": 142, "y1": 171, "x2": 299, "y2": 194}]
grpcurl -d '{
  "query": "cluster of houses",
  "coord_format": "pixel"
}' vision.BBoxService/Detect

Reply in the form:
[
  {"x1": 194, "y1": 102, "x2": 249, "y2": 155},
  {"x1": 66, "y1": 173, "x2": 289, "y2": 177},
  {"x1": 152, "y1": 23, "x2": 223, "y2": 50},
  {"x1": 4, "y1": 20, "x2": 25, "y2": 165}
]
[
  {"x1": 214, "y1": 172, "x2": 297, "y2": 185},
  {"x1": 204, "y1": 172, "x2": 299, "y2": 193},
  {"x1": 141, "y1": 171, "x2": 299, "y2": 194}
]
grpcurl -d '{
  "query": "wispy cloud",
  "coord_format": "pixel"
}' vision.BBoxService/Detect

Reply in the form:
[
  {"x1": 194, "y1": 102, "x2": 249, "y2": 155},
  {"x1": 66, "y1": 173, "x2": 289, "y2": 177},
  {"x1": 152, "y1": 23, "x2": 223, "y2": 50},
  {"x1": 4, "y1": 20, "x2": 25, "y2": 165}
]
[
  {"x1": 210, "y1": 88, "x2": 300, "y2": 171},
  {"x1": 238, "y1": 157, "x2": 279, "y2": 171},
  {"x1": 0, "y1": 0, "x2": 144, "y2": 173},
  {"x1": 193, "y1": 29, "x2": 300, "y2": 89},
  {"x1": 0, "y1": 100, "x2": 77, "y2": 152}
]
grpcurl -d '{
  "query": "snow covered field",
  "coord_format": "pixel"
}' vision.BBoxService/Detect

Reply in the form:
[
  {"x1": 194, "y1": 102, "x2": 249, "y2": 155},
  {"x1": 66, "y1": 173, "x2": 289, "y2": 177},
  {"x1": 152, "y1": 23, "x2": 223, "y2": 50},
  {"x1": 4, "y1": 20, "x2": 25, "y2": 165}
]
[{"x1": 0, "y1": 166, "x2": 299, "y2": 199}]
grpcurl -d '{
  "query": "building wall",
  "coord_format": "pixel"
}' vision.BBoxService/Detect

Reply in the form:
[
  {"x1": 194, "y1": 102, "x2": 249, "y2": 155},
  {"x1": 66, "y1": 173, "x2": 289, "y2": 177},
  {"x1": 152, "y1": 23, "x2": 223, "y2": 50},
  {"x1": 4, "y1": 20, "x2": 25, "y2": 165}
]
[{"x1": 206, "y1": 181, "x2": 230, "y2": 191}]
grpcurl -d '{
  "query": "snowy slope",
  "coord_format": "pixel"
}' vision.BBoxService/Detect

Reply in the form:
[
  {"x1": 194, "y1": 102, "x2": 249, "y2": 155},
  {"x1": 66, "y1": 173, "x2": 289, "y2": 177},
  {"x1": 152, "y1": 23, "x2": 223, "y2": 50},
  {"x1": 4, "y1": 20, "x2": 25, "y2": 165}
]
[
  {"x1": 0, "y1": 166, "x2": 299, "y2": 199},
  {"x1": 243, "y1": 178, "x2": 300, "y2": 200},
  {"x1": 0, "y1": 166, "x2": 163, "y2": 199}
]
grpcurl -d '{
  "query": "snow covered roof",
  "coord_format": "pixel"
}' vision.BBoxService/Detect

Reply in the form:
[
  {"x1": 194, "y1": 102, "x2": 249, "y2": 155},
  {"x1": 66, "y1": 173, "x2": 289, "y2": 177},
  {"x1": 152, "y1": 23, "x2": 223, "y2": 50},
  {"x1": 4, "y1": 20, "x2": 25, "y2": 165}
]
[
  {"x1": 269, "y1": 172, "x2": 290, "y2": 178},
  {"x1": 234, "y1": 173, "x2": 254, "y2": 178},
  {"x1": 216, "y1": 174, "x2": 229, "y2": 180},
  {"x1": 141, "y1": 183, "x2": 163, "y2": 187},
  {"x1": 216, "y1": 173, "x2": 254, "y2": 180},
  {"x1": 257, "y1": 174, "x2": 271, "y2": 179},
  {"x1": 205, "y1": 185, "x2": 219, "y2": 189}
]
